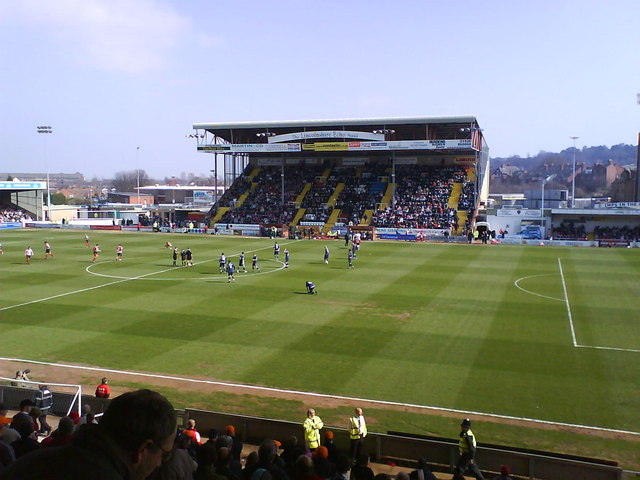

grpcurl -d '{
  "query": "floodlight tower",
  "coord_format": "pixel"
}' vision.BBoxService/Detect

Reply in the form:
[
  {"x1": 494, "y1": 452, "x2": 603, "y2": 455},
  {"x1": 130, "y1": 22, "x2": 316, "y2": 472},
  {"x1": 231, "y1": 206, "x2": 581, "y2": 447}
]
[
  {"x1": 37, "y1": 125, "x2": 53, "y2": 220},
  {"x1": 569, "y1": 136, "x2": 579, "y2": 208}
]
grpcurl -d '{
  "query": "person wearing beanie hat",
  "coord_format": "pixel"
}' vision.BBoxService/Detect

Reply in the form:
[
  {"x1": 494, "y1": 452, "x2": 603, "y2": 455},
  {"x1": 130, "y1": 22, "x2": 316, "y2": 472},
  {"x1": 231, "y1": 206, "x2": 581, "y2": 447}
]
[
  {"x1": 323, "y1": 431, "x2": 339, "y2": 463},
  {"x1": 226, "y1": 424, "x2": 243, "y2": 463},
  {"x1": 491, "y1": 465, "x2": 513, "y2": 480},
  {"x1": 452, "y1": 418, "x2": 485, "y2": 480}
]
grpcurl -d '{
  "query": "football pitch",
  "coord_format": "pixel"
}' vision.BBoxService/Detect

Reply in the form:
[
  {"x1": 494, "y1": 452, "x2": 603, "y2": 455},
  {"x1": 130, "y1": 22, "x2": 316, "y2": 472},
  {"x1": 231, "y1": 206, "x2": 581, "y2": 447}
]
[{"x1": 1, "y1": 229, "x2": 639, "y2": 447}]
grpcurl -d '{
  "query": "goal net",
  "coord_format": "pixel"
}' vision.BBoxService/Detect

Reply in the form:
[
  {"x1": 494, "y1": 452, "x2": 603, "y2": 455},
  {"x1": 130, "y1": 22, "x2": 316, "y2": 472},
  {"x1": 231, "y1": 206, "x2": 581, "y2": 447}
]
[{"x1": 0, "y1": 373, "x2": 82, "y2": 417}]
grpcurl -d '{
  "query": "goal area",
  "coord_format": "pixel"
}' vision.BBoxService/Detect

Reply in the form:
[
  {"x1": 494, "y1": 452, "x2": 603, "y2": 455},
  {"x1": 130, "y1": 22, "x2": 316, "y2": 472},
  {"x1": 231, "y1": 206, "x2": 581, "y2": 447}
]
[{"x1": 0, "y1": 375, "x2": 82, "y2": 417}]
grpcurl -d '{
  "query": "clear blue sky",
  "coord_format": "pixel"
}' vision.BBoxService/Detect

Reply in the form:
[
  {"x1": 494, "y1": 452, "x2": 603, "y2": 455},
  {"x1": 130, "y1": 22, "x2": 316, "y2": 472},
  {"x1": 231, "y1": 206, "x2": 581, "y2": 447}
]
[{"x1": 1, "y1": 0, "x2": 639, "y2": 179}]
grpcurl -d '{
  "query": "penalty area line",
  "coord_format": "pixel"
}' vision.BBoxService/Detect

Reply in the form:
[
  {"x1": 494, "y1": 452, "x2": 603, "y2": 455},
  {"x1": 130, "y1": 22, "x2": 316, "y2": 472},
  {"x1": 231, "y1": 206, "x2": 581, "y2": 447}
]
[{"x1": 0, "y1": 356, "x2": 638, "y2": 437}]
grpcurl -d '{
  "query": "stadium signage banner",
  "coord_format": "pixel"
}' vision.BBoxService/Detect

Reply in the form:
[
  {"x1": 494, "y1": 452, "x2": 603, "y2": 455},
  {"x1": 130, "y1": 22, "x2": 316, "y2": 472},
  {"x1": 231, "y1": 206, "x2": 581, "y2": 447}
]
[
  {"x1": 199, "y1": 139, "x2": 473, "y2": 154},
  {"x1": 0, "y1": 222, "x2": 22, "y2": 229},
  {"x1": 594, "y1": 202, "x2": 640, "y2": 209},
  {"x1": 0, "y1": 181, "x2": 46, "y2": 190},
  {"x1": 375, "y1": 227, "x2": 448, "y2": 235},
  {"x1": 497, "y1": 209, "x2": 542, "y2": 217},
  {"x1": 269, "y1": 131, "x2": 384, "y2": 143},
  {"x1": 199, "y1": 143, "x2": 301, "y2": 153}
]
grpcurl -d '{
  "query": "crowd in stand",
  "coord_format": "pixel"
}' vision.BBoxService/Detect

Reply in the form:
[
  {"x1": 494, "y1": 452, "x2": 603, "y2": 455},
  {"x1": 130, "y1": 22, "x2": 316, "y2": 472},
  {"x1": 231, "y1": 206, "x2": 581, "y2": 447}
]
[
  {"x1": 0, "y1": 207, "x2": 32, "y2": 223},
  {"x1": 0, "y1": 387, "x2": 517, "y2": 480},
  {"x1": 213, "y1": 163, "x2": 471, "y2": 231},
  {"x1": 593, "y1": 225, "x2": 640, "y2": 241},
  {"x1": 551, "y1": 222, "x2": 587, "y2": 240},
  {"x1": 370, "y1": 166, "x2": 464, "y2": 230},
  {"x1": 457, "y1": 181, "x2": 475, "y2": 216}
]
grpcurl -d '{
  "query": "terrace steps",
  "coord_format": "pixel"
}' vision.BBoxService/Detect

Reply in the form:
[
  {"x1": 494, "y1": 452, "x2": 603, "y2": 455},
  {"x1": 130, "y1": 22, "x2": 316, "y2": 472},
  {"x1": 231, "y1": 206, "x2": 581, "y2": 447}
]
[
  {"x1": 360, "y1": 209, "x2": 374, "y2": 226},
  {"x1": 247, "y1": 168, "x2": 260, "y2": 181},
  {"x1": 295, "y1": 183, "x2": 312, "y2": 204},
  {"x1": 327, "y1": 183, "x2": 345, "y2": 208},
  {"x1": 379, "y1": 183, "x2": 394, "y2": 210},
  {"x1": 448, "y1": 183, "x2": 462, "y2": 209},
  {"x1": 290, "y1": 208, "x2": 307, "y2": 226},
  {"x1": 323, "y1": 208, "x2": 341, "y2": 233},
  {"x1": 211, "y1": 206, "x2": 229, "y2": 224}
]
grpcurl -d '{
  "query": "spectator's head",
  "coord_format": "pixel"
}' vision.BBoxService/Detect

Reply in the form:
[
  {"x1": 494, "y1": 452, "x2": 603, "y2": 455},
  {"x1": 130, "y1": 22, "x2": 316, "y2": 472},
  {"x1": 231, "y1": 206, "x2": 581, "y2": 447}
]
[
  {"x1": 197, "y1": 442, "x2": 217, "y2": 467},
  {"x1": 29, "y1": 407, "x2": 41, "y2": 419},
  {"x1": 251, "y1": 468, "x2": 272, "y2": 480},
  {"x1": 187, "y1": 418, "x2": 196, "y2": 430},
  {"x1": 98, "y1": 389, "x2": 177, "y2": 480},
  {"x1": 19, "y1": 399, "x2": 35, "y2": 412},
  {"x1": 307, "y1": 408, "x2": 315, "y2": 418},
  {"x1": 217, "y1": 446, "x2": 231, "y2": 466},
  {"x1": 215, "y1": 434, "x2": 232, "y2": 449},
  {"x1": 225, "y1": 424, "x2": 235, "y2": 436},
  {"x1": 335, "y1": 454, "x2": 351, "y2": 475},
  {"x1": 356, "y1": 453, "x2": 369, "y2": 466},
  {"x1": 0, "y1": 402, "x2": 7, "y2": 416},
  {"x1": 57, "y1": 416, "x2": 75, "y2": 437},
  {"x1": 314, "y1": 446, "x2": 328, "y2": 460},
  {"x1": 397, "y1": 472, "x2": 410, "y2": 480},
  {"x1": 245, "y1": 451, "x2": 259, "y2": 469},
  {"x1": 101, "y1": 377, "x2": 108, "y2": 384},
  {"x1": 258, "y1": 438, "x2": 277, "y2": 465},
  {"x1": 324, "y1": 431, "x2": 334, "y2": 442},
  {"x1": 355, "y1": 407, "x2": 363, "y2": 416},
  {"x1": 69, "y1": 411, "x2": 80, "y2": 425},
  {"x1": 0, "y1": 416, "x2": 11, "y2": 436},
  {"x1": 82, "y1": 404, "x2": 91, "y2": 415},
  {"x1": 295, "y1": 454, "x2": 314, "y2": 476},
  {"x1": 207, "y1": 428, "x2": 219, "y2": 441},
  {"x1": 500, "y1": 465, "x2": 511, "y2": 476}
]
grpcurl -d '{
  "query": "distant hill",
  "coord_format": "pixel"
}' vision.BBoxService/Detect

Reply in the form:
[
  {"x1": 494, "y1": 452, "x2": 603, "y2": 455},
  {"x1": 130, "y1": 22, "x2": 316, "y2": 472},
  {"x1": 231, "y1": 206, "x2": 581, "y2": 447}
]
[{"x1": 491, "y1": 143, "x2": 636, "y2": 169}]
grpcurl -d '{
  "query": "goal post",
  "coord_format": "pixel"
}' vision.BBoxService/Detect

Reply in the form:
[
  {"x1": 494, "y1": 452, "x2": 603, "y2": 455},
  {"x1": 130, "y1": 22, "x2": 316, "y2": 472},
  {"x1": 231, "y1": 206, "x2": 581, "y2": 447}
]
[{"x1": 0, "y1": 375, "x2": 82, "y2": 418}]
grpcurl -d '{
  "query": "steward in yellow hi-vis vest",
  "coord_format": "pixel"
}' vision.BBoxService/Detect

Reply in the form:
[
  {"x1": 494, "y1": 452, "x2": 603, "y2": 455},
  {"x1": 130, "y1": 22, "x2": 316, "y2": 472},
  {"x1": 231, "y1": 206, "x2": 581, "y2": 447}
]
[
  {"x1": 349, "y1": 407, "x2": 367, "y2": 461},
  {"x1": 303, "y1": 408, "x2": 324, "y2": 450},
  {"x1": 452, "y1": 418, "x2": 485, "y2": 480}
]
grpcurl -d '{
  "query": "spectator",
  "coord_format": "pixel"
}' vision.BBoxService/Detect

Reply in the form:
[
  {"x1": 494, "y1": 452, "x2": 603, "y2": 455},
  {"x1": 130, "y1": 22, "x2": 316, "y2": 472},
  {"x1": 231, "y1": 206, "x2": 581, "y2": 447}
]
[
  {"x1": 35, "y1": 385, "x2": 53, "y2": 434},
  {"x1": 95, "y1": 377, "x2": 111, "y2": 398},
  {"x1": 10, "y1": 418, "x2": 41, "y2": 459},
  {"x1": 148, "y1": 432, "x2": 197, "y2": 480},
  {"x1": 322, "y1": 431, "x2": 339, "y2": 463},
  {"x1": 2, "y1": 389, "x2": 177, "y2": 480},
  {"x1": 280, "y1": 436, "x2": 305, "y2": 474},
  {"x1": 293, "y1": 455, "x2": 322, "y2": 480},
  {"x1": 226, "y1": 424, "x2": 243, "y2": 463},
  {"x1": 333, "y1": 454, "x2": 351, "y2": 480},
  {"x1": 0, "y1": 417, "x2": 16, "y2": 471},
  {"x1": 410, "y1": 457, "x2": 436, "y2": 480},
  {"x1": 491, "y1": 465, "x2": 513, "y2": 480},
  {"x1": 350, "y1": 454, "x2": 374, "y2": 480},
  {"x1": 183, "y1": 418, "x2": 203, "y2": 446},
  {"x1": 312, "y1": 446, "x2": 334, "y2": 479},
  {"x1": 41, "y1": 416, "x2": 74, "y2": 448}
]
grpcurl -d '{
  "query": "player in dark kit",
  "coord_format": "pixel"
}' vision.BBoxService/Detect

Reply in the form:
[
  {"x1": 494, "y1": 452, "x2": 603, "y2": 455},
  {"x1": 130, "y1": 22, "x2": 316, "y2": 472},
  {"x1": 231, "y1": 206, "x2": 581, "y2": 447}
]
[
  {"x1": 180, "y1": 249, "x2": 186, "y2": 266},
  {"x1": 239, "y1": 252, "x2": 247, "y2": 272},
  {"x1": 284, "y1": 248, "x2": 290, "y2": 268},
  {"x1": 226, "y1": 261, "x2": 236, "y2": 283},
  {"x1": 172, "y1": 247, "x2": 178, "y2": 266},
  {"x1": 185, "y1": 248, "x2": 193, "y2": 266},
  {"x1": 252, "y1": 254, "x2": 261, "y2": 272},
  {"x1": 348, "y1": 250, "x2": 354, "y2": 269},
  {"x1": 306, "y1": 281, "x2": 317, "y2": 294},
  {"x1": 274, "y1": 242, "x2": 280, "y2": 260}
]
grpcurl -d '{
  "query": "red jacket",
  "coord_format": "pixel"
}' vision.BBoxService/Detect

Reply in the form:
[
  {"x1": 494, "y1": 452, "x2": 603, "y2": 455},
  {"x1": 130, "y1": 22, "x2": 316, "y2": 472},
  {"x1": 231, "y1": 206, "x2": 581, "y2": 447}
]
[{"x1": 95, "y1": 383, "x2": 111, "y2": 398}]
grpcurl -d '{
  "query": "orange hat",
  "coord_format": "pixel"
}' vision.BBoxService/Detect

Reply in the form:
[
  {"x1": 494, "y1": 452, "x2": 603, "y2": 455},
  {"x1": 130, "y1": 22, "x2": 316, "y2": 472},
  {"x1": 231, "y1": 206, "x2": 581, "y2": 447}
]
[
  {"x1": 226, "y1": 425, "x2": 235, "y2": 435},
  {"x1": 274, "y1": 440, "x2": 281, "y2": 448},
  {"x1": 314, "y1": 446, "x2": 328, "y2": 459},
  {"x1": 324, "y1": 430, "x2": 334, "y2": 439},
  {"x1": 0, "y1": 416, "x2": 11, "y2": 425}
]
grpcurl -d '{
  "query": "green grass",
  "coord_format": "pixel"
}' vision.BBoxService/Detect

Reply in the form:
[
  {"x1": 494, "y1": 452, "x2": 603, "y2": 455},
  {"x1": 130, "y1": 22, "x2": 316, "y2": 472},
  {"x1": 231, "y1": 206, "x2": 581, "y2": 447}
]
[{"x1": 1, "y1": 229, "x2": 639, "y2": 467}]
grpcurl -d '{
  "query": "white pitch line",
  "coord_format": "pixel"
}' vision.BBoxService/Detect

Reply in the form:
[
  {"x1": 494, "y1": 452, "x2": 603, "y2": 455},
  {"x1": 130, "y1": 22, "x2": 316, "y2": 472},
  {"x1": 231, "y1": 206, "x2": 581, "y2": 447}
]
[
  {"x1": 1, "y1": 356, "x2": 638, "y2": 437},
  {"x1": 513, "y1": 274, "x2": 564, "y2": 302},
  {"x1": 1, "y1": 240, "x2": 299, "y2": 312},
  {"x1": 576, "y1": 344, "x2": 640, "y2": 354},
  {"x1": 557, "y1": 258, "x2": 577, "y2": 346}
]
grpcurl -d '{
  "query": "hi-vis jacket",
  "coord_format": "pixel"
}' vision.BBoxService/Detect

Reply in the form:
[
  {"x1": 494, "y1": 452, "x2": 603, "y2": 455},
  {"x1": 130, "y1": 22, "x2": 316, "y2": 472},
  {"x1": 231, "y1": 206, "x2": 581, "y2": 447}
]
[
  {"x1": 303, "y1": 415, "x2": 324, "y2": 449},
  {"x1": 349, "y1": 415, "x2": 367, "y2": 440}
]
